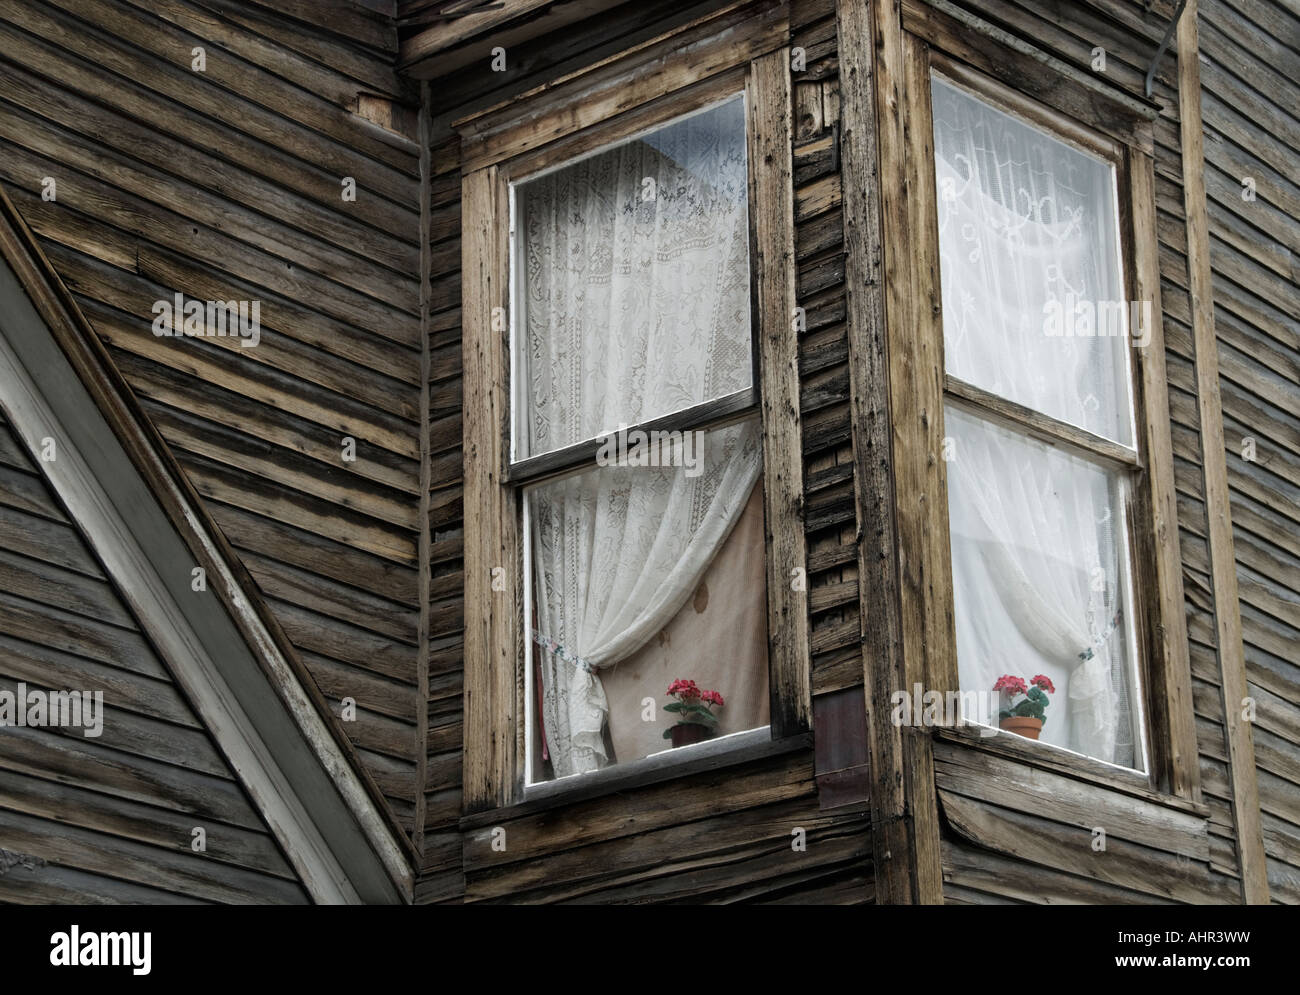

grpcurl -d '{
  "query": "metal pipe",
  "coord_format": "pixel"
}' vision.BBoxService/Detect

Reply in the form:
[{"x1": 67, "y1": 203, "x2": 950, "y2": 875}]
[{"x1": 1146, "y1": 0, "x2": 1190, "y2": 98}]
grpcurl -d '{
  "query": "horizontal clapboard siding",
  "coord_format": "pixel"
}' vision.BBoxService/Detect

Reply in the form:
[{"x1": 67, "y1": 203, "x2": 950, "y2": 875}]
[
  {"x1": 1198, "y1": 0, "x2": 1300, "y2": 904},
  {"x1": 791, "y1": 0, "x2": 864, "y2": 700},
  {"x1": 460, "y1": 752, "x2": 870, "y2": 904},
  {"x1": 0, "y1": 0, "x2": 425, "y2": 838},
  {"x1": 935, "y1": 739, "x2": 1234, "y2": 904},
  {"x1": 0, "y1": 413, "x2": 309, "y2": 904}
]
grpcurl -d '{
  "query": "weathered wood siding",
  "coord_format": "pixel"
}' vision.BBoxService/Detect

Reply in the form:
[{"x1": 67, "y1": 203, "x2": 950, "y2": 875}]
[
  {"x1": 1198, "y1": 0, "x2": 1300, "y2": 904},
  {"x1": 791, "y1": 0, "x2": 862, "y2": 702},
  {"x1": 916, "y1": 0, "x2": 1248, "y2": 904},
  {"x1": 0, "y1": 0, "x2": 424, "y2": 839},
  {"x1": 413, "y1": 0, "x2": 873, "y2": 904},
  {"x1": 0, "y1": 412, "x2": 309, "y2": 904},
  {"x1": 421, "y1": 137, "x2": 467, "y2": 900},
  {"x1": 0, "y1": 0, "x2": 1279, "y2": 905}
]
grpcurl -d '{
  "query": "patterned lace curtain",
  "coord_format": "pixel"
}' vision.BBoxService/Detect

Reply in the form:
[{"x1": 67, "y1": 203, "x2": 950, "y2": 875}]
[
  {"x1": 517, "y1": 98, "x2": 761, "y2": 778},
  {"x1": 932, "y1": 76, "x2": 1139, "y2": 767}
]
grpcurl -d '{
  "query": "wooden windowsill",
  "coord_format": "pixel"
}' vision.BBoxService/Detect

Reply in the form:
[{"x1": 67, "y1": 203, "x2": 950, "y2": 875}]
[
  {"x1": 935, "y1": 723, "x2": 1211, "y2": 818},
  {"x1": 460, "y1": 727, "x2": 813, "y2": 829}
]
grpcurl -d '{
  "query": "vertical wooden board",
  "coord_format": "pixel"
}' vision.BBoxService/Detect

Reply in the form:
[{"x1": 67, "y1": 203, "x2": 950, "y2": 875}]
[
  {"x1": 875, "y1": 8, "x2": 948, "y2": 705},
  {"x1": 835, "y1": 0, "x2": 911, "y2": 904},
  {"x1": 750, "y1": 48, "x2": 813, "y2": 738},
  {"x1": 879, "y1": 8, "x2": 947, "y2": 906},
  {"x1": 1130, "y1": 150, "x2": 1201, "y2": 804},
  {"x1": 414, "y1": 80, "x2": 433, "y2": 857},
  {"x1": 899, "y1": 32, "x2": 958, "y2": 700},
  {"x1": 460, "y1": 165, "x2": 518, "y2": 812},
  {"x1": 839, "y1": 0, "x2": 946, "y2": 903},
  {"x1": 1176, "y1": 0, "x2": 1269, "y2": 903}
]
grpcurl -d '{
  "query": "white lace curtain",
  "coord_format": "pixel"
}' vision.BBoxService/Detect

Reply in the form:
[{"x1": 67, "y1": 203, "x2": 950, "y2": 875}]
[
  {"x1": 517, "y1": 98, "x2": 761, "y2": 778},
  {"x1": 932, "y1": 76, "x2": 1138, "y2": 768}
]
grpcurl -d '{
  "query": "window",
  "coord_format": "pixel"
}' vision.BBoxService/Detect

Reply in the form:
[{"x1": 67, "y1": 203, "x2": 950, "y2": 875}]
[
  {"x1": 510, "y1": 98, "x2": 770, "y2": 782},
  {"x1": 879, "y1": 17, "x2": 1196, "y2": 796},
  {"x1": 458, "y1": 13, "x2": 810, "y2": 810},
  {"x1": 930, "y1": 75, "x2": 1149, "y2": 770}
]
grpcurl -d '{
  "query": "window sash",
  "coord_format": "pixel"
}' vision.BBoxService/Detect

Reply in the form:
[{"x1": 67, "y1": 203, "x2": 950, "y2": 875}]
[
  {"x1": 930, "y1": 69, "x2": 1139, "y2": 449},
  {"x1": 506, "y1": 95, "x2": 755, "y2": 468},
  {"x1": 944, "y1": 375, "x2": 1139, "y2": 471},
  {"x1": 895, "y1": 38, "x2": 1197, "y2": 790},
  {"x1": 944, "y1": 401, "x2": 1150, "y2": 772},
  {"x1": 929, "y1": 68, "x2": 1150, "y2": 767},
  {"x1": 521, "y1": 414, "x2": 766, "y2": 785},
  {"x1": 505, "y1": 387, "x2": 757, "y2": 485},
  {"x1": 459, "y1": 37, "x2": 809, "y2": 813}
]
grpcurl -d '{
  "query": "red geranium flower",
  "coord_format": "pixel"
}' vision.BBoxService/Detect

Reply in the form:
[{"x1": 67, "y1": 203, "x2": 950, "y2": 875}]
[
  {"x1": 1030, "y1": 674, "x2": 1056, "y2": 694},
  {"x1": 993, "y1": 675, "x2": 1029, "y2": 696},
  {"x1": 667, "y1": 679, "x2": 701, "y2": 700}
]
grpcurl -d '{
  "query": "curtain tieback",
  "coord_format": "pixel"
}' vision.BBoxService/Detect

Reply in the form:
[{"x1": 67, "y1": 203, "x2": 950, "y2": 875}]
[
  {"x1": 1077, "y1": 610, "x2": 1122, "y2": 662},
  {"x1": 532, "y1": 629, "x2": 599, "y2": 674}
]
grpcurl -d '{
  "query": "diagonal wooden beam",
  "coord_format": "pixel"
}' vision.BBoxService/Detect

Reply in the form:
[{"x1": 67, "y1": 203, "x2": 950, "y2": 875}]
[{"x1": 0, "y1": 184, "x2": 414, "y2": 901}]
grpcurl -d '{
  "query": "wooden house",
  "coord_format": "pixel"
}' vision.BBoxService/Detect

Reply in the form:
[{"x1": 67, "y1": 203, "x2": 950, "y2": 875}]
[{"x1": 0, "y1": 0, "x2": 1295, "y2": 905}]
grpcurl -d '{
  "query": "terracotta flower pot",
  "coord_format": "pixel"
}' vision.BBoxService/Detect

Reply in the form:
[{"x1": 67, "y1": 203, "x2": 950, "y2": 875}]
[
  {"x1": 999, "y1": 716, "x2": 1043, "y2": 740},
  {"x1": 670, "y1": 723, "x2": 715, "y2": 748}
]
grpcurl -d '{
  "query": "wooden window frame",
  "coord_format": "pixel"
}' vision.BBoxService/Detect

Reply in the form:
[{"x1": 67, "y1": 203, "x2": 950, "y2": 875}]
[
  {"x1": 890, "y1": 15, "x2": 1201, "y2": 803},
  {"x1": 458, "y1": 1, "x2": 811, "y2": 813}
]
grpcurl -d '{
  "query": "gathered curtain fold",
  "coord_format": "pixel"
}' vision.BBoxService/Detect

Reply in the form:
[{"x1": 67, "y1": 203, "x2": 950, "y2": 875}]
[
  {"x1": 946, "y1": 409, "x2": 1128, "y2": 764},
  {"x1": 518, "y1": 98, "x2": 759, "y2": 777}
]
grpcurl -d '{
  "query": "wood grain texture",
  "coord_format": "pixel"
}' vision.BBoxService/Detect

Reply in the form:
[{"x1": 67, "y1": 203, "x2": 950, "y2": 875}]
[
  {"x1": 940, "y1": 790, "x2": 1238, "y2": 903},
  {"x1": 835, "y1": 0, "x2": 918, "y2": 905},
  {"x1": 0, "y1": 413, "x2": 309, "y2": 904},
  {"x1": 416, "y1": 0, "x2": 877, "y2": 903},
  {"x1": 1176, "y1": 0, "x2": 1270, "y2": 904},
  {"x1": 0, "y1": 0, "x2": 424, "y2": 839},
  {"x1": 750, "y1": 47, "x2": 813, "y2": 738},
  {"x1": 455, "y1": 1, "x2": 788, "y2": 173},
  {"x1": 458, "y1": 164, "x2": 517, "y2": 813},
  {"x1": 888, "y1": 0, "x2": 1263, "y2": 906},
  {"x1": 5, "y1": 0, "x2": 1258, "y2": 907},
  {"x1": 1197, "y1": 0, "x2": 1300, "y2": 904},
  {"x1": 1130, "y1": 149, "x2": 1202, "y2": 803},
  {"x1": 867, "y1": 1, "x2": 952, "y2": 904}
]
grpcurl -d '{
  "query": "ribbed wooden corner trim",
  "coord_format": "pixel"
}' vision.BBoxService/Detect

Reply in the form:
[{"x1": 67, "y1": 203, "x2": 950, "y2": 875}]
[
  {"x1": 837, "y1": 0, "x2": 910, "y2": 904},
  {"x1": 838, "y1": 0, "x2": 945, "y2": 905},
  {"x1": 750, "y1": 48, "x2": 813, "y2": 738},
  {"x1": 413, "y1": 79, "x2": 433, "y2": 860},
  {"x1": 1176, "y1": 0, "x2": 1269, "y2": 905},
  {"x1": 899, "y1": 31, "x2": 959, "y2": 703},
  {"x1": 460, "y1": 165, "x2": 519, "y2": 813}
]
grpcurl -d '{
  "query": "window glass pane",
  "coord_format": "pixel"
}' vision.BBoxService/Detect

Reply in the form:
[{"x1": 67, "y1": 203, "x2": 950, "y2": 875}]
[
  {"x1": 512, "y1": 96, "x2": 751, "y2": 461},
  {"x1": 524, "y1": 419, "x2": 765, "y2": 781},
  {"x1": 945, "y1": 404, "x2": 1143, "y2": 771},
  {"x1": 932, "y1": 76, "x2": 1135, "y2": 447}
]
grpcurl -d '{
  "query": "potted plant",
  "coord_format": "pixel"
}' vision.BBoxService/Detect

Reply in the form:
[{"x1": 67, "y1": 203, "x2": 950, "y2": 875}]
[
  {"x1": 994, "y1": 674, "x2": 1056, "y2": 740},
  {"x1": 663, "y1": 679, "x2": 724, "y2": 747}
]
